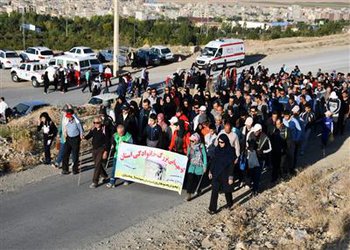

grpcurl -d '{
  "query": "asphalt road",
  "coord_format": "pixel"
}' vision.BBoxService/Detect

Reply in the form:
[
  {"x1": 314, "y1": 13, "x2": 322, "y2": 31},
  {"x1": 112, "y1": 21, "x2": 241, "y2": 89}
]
[
  {"x1": 0, "y1": 162, "x2": 183, "y2": 250},
  {"x1": 0, "y1": 45, "x2": 349, "y2": 250},
  {"x1": 0, "y1": 45, "x2": 349, "y2": 107}
]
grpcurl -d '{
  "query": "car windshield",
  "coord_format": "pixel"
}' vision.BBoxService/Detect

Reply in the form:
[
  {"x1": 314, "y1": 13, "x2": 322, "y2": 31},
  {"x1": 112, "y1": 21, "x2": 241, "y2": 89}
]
[
  {"x1": 202, "y1": 47, "x2": 217, "y2": 57},
  {"x1": 14, "y1": 103, "x2": 29, "y2": 115},
  {"x1": 41, "y1": 50, "x2": 53, "y2": 56},
  {"x1": 6, "y1": 52, "x2": 19, "y2": 58},
  {"x1": 161, "y1": 48, "x2": 171, "y2": 54},
  {"x1": 88, "y1": 98, "x2": 103, "y2": 105},
  {"x1": 84, "y1": 49, "x2": 94, "y2": 54},
  {"x1": 89, "y1": 59, "x2": 100, "y2": 65}
]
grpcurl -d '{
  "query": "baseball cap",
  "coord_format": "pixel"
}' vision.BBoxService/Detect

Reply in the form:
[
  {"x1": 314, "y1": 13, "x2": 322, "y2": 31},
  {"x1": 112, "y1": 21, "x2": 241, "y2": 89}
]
[
  {"x1": 169, "y1": 116, "x2": 178, "y2": 124},
  {"x1": 252, "y1": 123, "x2": 262, "y2": 132},
  {"x1": 291, "y1": 105, "x2": 300, "y2": 114},
  {"x1": 245, "y1": 117, "x2": 253, "y2": 126},
  {"x1": 199, "y1": 106, "x2": 207, "y2": 112},
  {"x1": 65, "y1": 109, "x2": 74, "y2": 118}
]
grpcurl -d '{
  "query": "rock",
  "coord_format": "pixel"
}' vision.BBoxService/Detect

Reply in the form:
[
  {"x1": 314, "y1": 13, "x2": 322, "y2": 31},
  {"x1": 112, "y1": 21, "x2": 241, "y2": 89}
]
[
  {"x1": 264, "y1": 241, "x2": 274, "y2": 249},
  {"x1": 291, "y1": 229, "x2": 309, "y2": 244},
  {"x1": 201, "y1": 236, "x2": 214, "y2": 249},
  {"x1": 235, "y1": 241, "x2": 247, "y2": 250}
]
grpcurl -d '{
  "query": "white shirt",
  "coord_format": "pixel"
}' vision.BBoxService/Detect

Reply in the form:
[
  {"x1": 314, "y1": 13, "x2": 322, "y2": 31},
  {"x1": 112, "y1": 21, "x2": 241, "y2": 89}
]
[{"x1": 0, "y1": 101, "x2": 8, "y2": 115}]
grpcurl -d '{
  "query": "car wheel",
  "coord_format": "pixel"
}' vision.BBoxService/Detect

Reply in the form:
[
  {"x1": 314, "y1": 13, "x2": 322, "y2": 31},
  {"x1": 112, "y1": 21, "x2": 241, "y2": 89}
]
[
  {"x1": 32, "y1": 77, "x2": 40, "y2": 87},
  {"x1": 235, "y1": 61, "x2": 242, "y2": 68},
  {"x1": 211, "y1": 63, "x2": 217, "y2": 71},
  {"x1": 11, "y1": 72, "x2": 19, "y2": 82},
  {"x1": 0, "y1": 63, "x2": 3, "y2": 69}
]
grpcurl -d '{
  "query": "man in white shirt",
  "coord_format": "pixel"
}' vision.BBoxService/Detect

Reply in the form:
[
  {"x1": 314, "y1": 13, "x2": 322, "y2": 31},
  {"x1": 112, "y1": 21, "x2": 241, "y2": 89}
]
[
  {"x1": 215, "y1": 121, "x2": 240, "y2": 161},
  {"x1": 0, "y1": 97, "x2": 9, "y2": 123}
]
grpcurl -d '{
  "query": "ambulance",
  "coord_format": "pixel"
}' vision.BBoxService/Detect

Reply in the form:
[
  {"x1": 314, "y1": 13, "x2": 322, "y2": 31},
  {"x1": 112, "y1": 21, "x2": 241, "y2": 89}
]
[{"x1": 195, "y1": 38, "x2": 245, "y2": 71}]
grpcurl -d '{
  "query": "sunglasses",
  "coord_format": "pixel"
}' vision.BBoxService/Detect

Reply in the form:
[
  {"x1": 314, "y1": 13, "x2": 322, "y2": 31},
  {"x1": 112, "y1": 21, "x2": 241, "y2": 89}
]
[
  {"x1": 218, "y1": 141, "x2": 225, "y2": 144},
  {"x1": 93, "y1": 122, "x2": 101, "y2": 124}
]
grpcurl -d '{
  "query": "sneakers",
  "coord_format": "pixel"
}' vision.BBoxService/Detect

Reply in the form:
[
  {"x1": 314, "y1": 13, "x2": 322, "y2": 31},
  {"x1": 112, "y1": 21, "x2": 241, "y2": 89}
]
[
  {"x1": 106, "y1": 183, "x2": 115, "y2": 189},
  {"x1": 185, "y1": 194, "x2": 192, "y2": 201},
  {"x1": 61, "y1": 171, "x2": 70, "y2": 175},
  {"x1": 89, "y1": 183, "x2": 97, "y2": 189}
]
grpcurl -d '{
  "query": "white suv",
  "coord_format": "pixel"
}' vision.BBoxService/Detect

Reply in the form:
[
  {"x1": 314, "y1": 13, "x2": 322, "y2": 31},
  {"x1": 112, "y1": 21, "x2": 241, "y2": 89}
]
[
  {"x1": 11, "y1": 62, "x2": 46, "y2": 87},
  {"x1": 65, "y1": 46, "x2": 96, "y2": 58},
  {"x1": 150, "y1": 46, "x2": 174, "y2": 63},
  {"x1": 20, "y1": 47, "x2": 54, "y2": 63},
  {"x1": 0, "y1": 49, "x2": 22, "y2": 69}
]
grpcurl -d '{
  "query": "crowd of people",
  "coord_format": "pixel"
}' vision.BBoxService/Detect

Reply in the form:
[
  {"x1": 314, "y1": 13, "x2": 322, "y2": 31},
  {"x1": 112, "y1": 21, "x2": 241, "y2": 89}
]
[{"x1": 31, "y1": 62, "x2": 350, "y2": 214}]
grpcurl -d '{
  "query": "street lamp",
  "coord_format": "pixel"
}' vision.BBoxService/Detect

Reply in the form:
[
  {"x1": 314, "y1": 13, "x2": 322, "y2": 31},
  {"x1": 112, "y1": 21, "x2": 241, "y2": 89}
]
[{"x1": 113, "y1": 0, "x2": 119, "y2": 77}]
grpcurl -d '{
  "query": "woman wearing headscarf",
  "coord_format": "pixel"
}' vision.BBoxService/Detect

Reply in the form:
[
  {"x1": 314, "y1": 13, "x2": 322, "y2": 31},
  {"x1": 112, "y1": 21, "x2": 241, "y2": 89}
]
[
  {"x1": 163, "y1": 94, "x2": 177, "y2": 122},
  {"x1": 208, "y1": 134, "x2": 236, "y2": 214},
  {"x1": 185, "y1": 133, "x2": 207, "y2": 201},
  {"x1": 169, "y1": 119, "x2": 190, "y2": 155},
  {"x1": 37, "y1": 112, "x2": 58, "y2": 165},
  {"x1": 157, "y1": 113, "x2": 172, "y2": 150}
]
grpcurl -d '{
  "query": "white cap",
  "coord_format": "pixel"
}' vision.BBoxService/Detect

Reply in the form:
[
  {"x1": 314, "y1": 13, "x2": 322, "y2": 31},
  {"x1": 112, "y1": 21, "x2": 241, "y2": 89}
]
[
  {"x1": 303, "y1": 79, "x2": 308, "y2": 84},
  {"x1": 330, "y1": 91, "x2": 338, "y2": 99},
  {"x1": 199, "y1": 106, "x2": 207, "y2": 112},
  {"x1": 169, "y1": 116, "x2": 178, "y2": 124},
  {"x1": 245, "y1": 117, "x2": 253, "y2": 126},
  {"x1": 291, "y1": 105, "x2": 300, "y2": 114},
  {"x1": 252, "y1": 123, "x2": 262, "y2": 132}
]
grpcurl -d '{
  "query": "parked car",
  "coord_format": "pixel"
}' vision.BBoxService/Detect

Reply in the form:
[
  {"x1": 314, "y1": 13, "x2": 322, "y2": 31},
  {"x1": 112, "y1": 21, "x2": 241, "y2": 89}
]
[
  {"x1": 65, "y1": 46, "x2": 96, "y2": 58},
  {"x1": 150, "y1": 46, "x2": 174, "y2": 63},
  {"x1": 20, "y1": 47, "x2": 54, "y2": 63},
  {"x1": 97, "y1": 49, "x2": 127, "y2": 67},
  {"x1": 87, "y1": 93, "x2": 119, "y2": 106},
  {"x1": 47, "y1": 55, "x2": 102, "y2": 81},
  {"x1": 135, "y1": 49, "x2": 161, "y2": 67},
  {"x1": 11, "y1": 101, "x2": 50, "y2": 117},
  {"x1": 11, "y1": 62, "x2": 47, "y2": 87},
  {"x1": 0, "y1": 49, "x2": 22, "y2": 69}
]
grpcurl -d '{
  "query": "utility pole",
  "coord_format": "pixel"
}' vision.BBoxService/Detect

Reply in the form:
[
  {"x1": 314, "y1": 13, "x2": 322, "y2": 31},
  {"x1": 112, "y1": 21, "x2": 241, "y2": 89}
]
[
  {"x1": 113, "y1": 0, "x2": 119, "y2": 77},
  {"x1": 21, "y1": 7, "x2": 25, "y2": 50}
]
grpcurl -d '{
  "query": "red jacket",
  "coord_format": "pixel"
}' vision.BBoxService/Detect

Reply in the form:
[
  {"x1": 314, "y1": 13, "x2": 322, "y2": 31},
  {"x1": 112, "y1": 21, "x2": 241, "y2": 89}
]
[{"x1": 169, "y1": 131, "x2": 190, "y2": 155}]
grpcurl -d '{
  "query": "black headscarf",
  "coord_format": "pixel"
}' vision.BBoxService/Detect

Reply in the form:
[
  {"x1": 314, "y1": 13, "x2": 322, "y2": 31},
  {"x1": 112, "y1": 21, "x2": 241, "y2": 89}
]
[{"x1": 211, "y1": 134, "x2": 236, "y2": 176}]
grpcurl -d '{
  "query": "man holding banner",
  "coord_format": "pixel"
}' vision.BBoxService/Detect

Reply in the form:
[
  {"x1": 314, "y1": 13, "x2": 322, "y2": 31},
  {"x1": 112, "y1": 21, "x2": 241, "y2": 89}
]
[{"x1": 106, "y1": 124, "x2": 133, "y2": 188}]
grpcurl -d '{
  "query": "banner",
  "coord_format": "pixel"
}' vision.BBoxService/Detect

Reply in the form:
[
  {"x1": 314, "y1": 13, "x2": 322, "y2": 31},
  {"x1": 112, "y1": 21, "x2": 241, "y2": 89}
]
[{"x1": 116, "y1": 143, "x2": 188, "y2": 194}]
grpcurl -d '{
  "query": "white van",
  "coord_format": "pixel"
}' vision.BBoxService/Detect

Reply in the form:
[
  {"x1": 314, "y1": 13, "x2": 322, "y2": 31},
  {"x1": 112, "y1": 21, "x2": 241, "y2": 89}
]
[
  {"x1": 196, "y1": 38, "x2": 245, "y2": 71},
  {"x1": 47, "y1": 55, "x2": 101, "y2": 81}
]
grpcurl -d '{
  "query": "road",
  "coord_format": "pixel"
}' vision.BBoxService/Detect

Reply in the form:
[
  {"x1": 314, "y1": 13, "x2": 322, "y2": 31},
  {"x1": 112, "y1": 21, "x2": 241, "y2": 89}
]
[
  {"x1": 0, "y1": 45, "x2": 349, "y2": 250},
  {"x1": 0, "y1": 45, "x2": 349, "y2": 107},
  {"x1": 0, "y1": 163, "x2": 183, "y2": 250}
]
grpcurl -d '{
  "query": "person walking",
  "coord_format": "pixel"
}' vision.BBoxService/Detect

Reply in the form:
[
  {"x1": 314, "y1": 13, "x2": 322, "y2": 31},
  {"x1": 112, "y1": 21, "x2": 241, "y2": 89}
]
[
  {"x1": 81, "y1": 67, "x2": 92, "y2": 93},
  {"x1": 43, "y1": 71, "x2": 50, "y2": 94},
  {"x1": 104, "y1": 65, "x2": 112, "y2": 87},
  {"x1": 106, "y1": 124, "x2": 133, "y2": 188},
  {"x1": 185, "y1": 133, "x2": 207, "y2": 201},
  {"x1": 61, "y1": 109, "x2": 84, "y2": 175},
  {"x1": 37, "y1": 112, "x2": 57, "y2": 165},
  {"x1": 144, "y1": 113, "x2": 162, "y2": 148},
  {"x1": 246, "y1": 123, "x2": 272, "y2": 195},
  {"x1": 84, "y1": 116, "x2": 110, "y2": 188},
  {"x1": 0, "y1": 97, "x2": 9, "y2": 123},
  {"x1": 208, "y1": 134, "x2": 235, "y2": 214}
]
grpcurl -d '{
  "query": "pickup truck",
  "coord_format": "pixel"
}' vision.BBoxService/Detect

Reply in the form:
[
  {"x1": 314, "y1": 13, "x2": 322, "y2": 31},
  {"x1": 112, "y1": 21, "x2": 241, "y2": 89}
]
[{"x1": 11, "y1": 62, "x2": 47, "y2": 87}]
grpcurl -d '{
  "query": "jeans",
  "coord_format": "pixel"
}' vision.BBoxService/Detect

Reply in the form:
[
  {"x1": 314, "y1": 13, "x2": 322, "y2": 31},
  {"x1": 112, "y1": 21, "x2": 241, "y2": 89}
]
[
  {"x1": 109, "y1": 158, "x2": 118, "y2": 184},
  {"x1": 56, "y1": 142, "x2": 65, "y2": 165}
]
